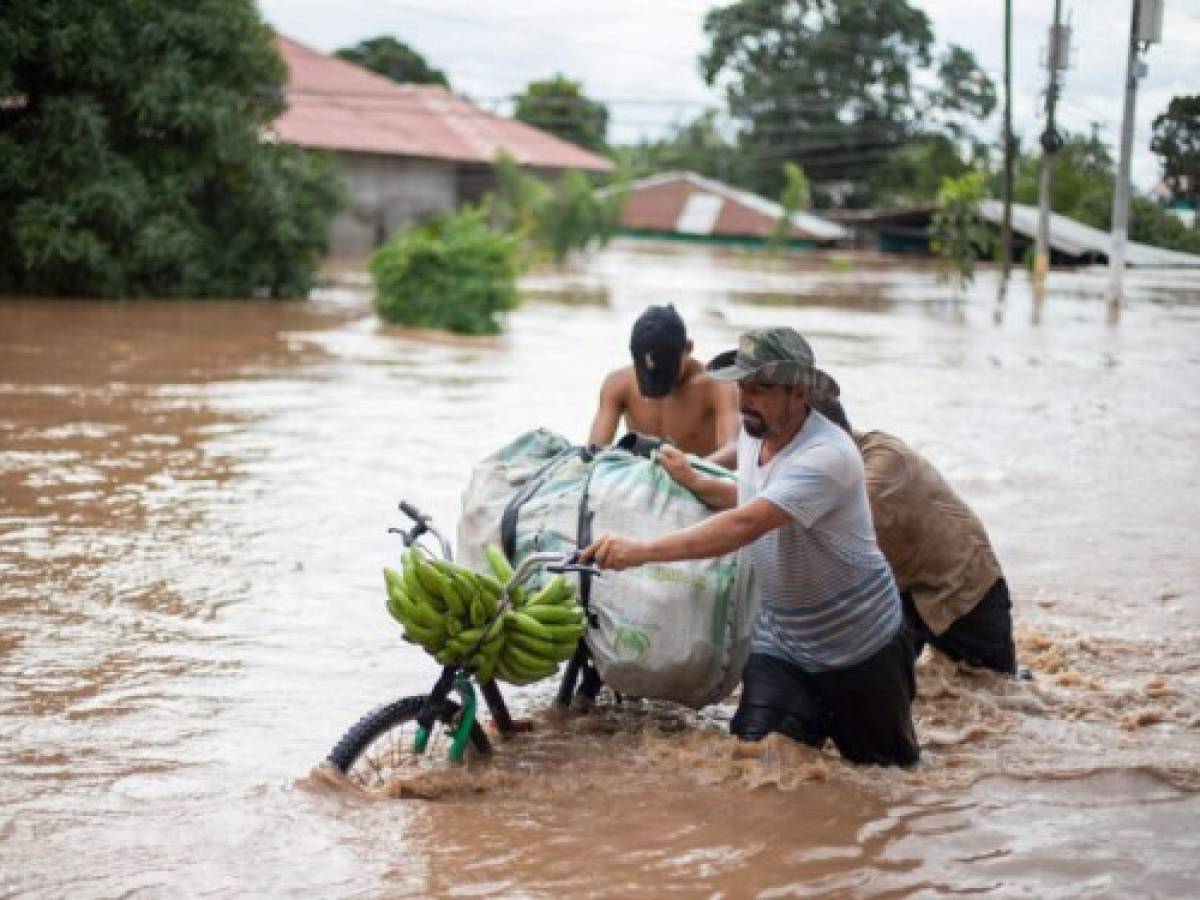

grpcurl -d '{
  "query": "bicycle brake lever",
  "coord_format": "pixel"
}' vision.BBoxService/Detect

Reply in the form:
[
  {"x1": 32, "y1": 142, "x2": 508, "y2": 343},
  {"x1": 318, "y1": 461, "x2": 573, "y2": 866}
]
[{"x1": 547, "y1": 550, "x2": 603, "y2": 577}]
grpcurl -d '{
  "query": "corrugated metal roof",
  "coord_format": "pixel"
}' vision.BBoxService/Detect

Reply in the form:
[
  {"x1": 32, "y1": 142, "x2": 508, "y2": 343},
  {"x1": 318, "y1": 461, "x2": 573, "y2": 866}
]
[
  {"x1": 980, "y1": 200, "x2": 1200, "y2": 267},
  {"x1": 271, "y1": 36, "x2": 612, "y2": 172},
  {"x1": 620, "y1": 172, "x2": 848, "y2": 242}
]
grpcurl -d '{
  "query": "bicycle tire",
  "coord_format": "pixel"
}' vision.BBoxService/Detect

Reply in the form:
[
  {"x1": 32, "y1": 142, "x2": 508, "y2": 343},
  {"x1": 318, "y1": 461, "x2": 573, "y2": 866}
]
[{"x1": 325, "y1": 694, "x2": 492, "y2": 789}]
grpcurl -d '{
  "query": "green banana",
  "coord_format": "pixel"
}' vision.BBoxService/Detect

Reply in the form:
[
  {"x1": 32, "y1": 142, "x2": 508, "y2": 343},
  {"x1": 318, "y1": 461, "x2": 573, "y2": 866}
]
[
  {"x1": 407, "y1": 595, "x2": 447, "y2": 631},
  {"x1": 412, "y1": 555, "x2": 450, "y2": 612},
  {"x1": 468, "y1": 594, "x2": 487, "y2": 628},
  {"x1": 528, "y1": 575, "x2": 573, "y2": 607},
  {"x1": 384, "y1": 567, "x2": 406, "y2": 602},
  {"x1": 506, "y1": 630, "x2": 559, "y2": 658},
  {"x1": 539, "y1": 621, "x2": 587, "y2": 642},
  {"x1": 402, "y1": 560, "x2": 442, "y2": 614},
  {"x1": 506, "y1": 610, "x2": 554, "y2": 641},
  {"x1": 506, "y1": 630, "x2": 580, "y2": 662},
  {"x1": 475, "y1": 571, "x2": 504, "y2": 599},
  {"x1": 503, "y1": 643, "x2": 559, "y2": 673},
  {"x1": 474, "y1": 652, "x2": 498, "y2": 684},
  {"x1": 521, "y1": 603, "x2": 584, "y2": 625},
  {"x1": 483, "y1": 543, "x2": 514, "y2": 582},
  {"x1": 498, "y1": 649, "x2": 558, "y2": 682},
  {"x1": 404, "y1": 620, "x2": 445, "y2": 650}
]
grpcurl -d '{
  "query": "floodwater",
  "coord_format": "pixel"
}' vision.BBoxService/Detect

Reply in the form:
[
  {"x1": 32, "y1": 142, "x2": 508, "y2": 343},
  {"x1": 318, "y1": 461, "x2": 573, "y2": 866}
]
[{"x1": 2, "y1": 241, "x2": 1198, "y2": 897}]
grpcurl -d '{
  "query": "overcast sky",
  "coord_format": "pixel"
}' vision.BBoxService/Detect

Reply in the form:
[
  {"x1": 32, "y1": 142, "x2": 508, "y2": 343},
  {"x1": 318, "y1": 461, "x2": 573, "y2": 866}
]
[{"x1": 258, "y1": 0, "x2": 1200, "y2": 191}]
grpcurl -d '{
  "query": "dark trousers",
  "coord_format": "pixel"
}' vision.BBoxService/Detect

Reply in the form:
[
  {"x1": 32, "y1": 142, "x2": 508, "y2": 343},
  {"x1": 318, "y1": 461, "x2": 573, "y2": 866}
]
[
  {"x1": 902, "y1": 578, "x2": 1016, "y2": 675},
  {"x1": 730, "y1": 629, "x2": 920, "y2": 767}
]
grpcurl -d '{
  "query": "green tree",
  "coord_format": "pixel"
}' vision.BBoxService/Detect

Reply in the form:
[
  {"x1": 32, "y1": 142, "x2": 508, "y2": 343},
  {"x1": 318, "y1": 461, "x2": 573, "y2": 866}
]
[
  {"x1": 612, "y1": 111, "x2": 743, "y2": 184},
  {"x1": 867, "y1": 134, "x2": 971, "y2": 206},
  {"x1": 700, "y1": 0, "x2": 994, "y2": 201},
  {"x1": 533, "y1": 171, "x2": 624, "y2": 265},
  {"x1": 513, "y1": 75, "x2": 609, "y2": 153},
  {"x1": 0, "y1": 0, "x2": 341, "y2": 298},
  {"x1": 484, "y1": 149, "x2": 550, "y2": 241},
  {"x1": 768, "y1": 162, "x2": 811, "y2": 251},
  {"x1": 930, "y1": 170, "x2": 990, "y2": 289},
  {"x1": 1011, "y1": 132, "x2": 1200, "y2": 255},
  {"x1": 1150, "y1": 95, "x2": 1200, "y2": 227},
  {"x1": 334, "y1": 36, "x2": 449, "y2": 88},
  {"x1": 371, "y1": 207, "x2": 519, "y2": 335}
]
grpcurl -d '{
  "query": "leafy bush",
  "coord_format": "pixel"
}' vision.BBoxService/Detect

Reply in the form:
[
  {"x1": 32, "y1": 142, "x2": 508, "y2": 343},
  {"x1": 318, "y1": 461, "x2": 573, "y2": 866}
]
[
  {"x1": 370, "y1": 208, "x2": 520, "y2": 335},
  {"x1": 930, "y1": 171, "x2": 991, "y2": 288},
  {"x1": 483, "y1": 153, "x2": 625, "y2": 266}
]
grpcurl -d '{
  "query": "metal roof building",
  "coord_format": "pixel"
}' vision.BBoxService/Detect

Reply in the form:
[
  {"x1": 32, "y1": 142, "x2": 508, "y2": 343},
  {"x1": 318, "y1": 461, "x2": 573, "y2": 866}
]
[
  {"x1": 271, "y1": 36, "x2": 612, "y2": 255},
  {"x1": 618, "y1": 172, "x2": 848, "y2": 246},
  {"x1": 978, "y1": 200, "x2": 1200, "y2": 267}
]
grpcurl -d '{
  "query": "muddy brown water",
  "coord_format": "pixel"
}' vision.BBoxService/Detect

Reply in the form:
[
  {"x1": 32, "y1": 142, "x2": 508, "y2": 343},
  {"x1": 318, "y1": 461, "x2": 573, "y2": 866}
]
[{"x1": 2, "y1": 242, "x2": 1199, "y2": 897}]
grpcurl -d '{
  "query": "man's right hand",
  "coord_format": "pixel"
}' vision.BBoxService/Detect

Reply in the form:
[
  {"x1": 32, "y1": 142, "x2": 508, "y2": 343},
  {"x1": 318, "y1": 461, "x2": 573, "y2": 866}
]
[{"x1": 654, "y1": 444, "x2": 696, "y2": 489}]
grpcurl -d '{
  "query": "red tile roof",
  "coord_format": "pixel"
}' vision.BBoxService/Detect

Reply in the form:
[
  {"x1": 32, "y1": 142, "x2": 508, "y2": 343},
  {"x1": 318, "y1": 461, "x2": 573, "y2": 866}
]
[{"x1": 271, "y1": 36, "x2": 611, "y2": 172}]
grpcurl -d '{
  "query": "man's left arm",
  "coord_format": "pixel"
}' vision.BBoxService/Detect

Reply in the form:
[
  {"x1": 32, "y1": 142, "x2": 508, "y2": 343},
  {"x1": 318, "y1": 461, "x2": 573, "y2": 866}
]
[{"x1": 582, "y1": 498, "x2": 789, "y2": 571}]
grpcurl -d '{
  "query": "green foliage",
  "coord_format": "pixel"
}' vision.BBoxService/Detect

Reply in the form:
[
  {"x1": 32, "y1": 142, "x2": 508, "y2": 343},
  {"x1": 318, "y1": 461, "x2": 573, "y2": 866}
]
[
  {"x1": 1010, "y1": 132, "x2": 1200, "y2": 254},
  {"x1": 699, "y1": 0, "x2": 994, "y2": 200},
  {"x1": 611, "y1": 111, "x2": 743, "y2": 185},
  {"x1": 930, "y1": 171, "x2": 990, "y2": 288},
  {"x1": 533, "y1": 171, "x2": 623, "y2": 264},
  {"x1": 482, "y1": 152, "x2": 625, "y2": 266},
  {"x1": 1130, "y1": 197, "x2": 1200, "y2": 254},
  {"x1": 867, "y1": 134, "x2": 972, "y2": 206},
  {"x1": 334, "y1": 36, "x2": 449, "y2": 88},
  {"x1": 1012, "y1": 133, "x2": 1113, "y2": 230},
  {"x1": 0, "y1": 0, "x2": 341, "y2": 299},
  {"x1": 513, "y1": 75, "x2": 609, "y2": 153},
  {"x1": 485, "y1": 150, "x2": 550, "y2": 242},
  {"x1": 370, "y1": 207, "x2": 520, "y2": 335},
  {"x1": 1150, "y1": 95, "x2": 1200, "y2": 216},
  {"x1": 768, "y1": 162, "x2": 811, "y2": 251}
]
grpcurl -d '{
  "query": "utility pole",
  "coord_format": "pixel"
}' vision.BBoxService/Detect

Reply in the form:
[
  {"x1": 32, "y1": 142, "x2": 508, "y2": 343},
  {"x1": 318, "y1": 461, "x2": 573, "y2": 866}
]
[
  {"x1": 1108, "y1": 0, "x2": 1164, "y2": 311},
  {"x1": 999, "y1": 0, "x2": 1014, "y2": 288},
  {"x1": 1033, "y1": 0, "x2": 1068, "y2": 285}
]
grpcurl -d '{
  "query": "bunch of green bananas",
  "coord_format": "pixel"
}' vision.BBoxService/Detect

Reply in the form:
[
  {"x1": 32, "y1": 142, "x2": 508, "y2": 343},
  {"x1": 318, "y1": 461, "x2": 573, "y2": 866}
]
[{"x1": 382, "y1": 543, "x2": 587, "y2": 686}]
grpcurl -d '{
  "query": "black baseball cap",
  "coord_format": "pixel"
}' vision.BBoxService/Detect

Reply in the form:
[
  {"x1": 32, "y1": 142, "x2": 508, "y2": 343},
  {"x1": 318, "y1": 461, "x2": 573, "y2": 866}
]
[{"x1": 629, "y1": 304, "x2": 687, "y2": 399}]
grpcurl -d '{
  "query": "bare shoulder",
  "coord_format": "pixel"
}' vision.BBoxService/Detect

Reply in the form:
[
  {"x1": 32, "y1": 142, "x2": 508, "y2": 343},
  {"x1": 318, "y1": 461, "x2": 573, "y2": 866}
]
[
  {"x1": 600, "y1": 365, "x2": 636, "y2": 400},
  {"x1": 701, "y1": 371, "x2": 737, "y2": 405}
]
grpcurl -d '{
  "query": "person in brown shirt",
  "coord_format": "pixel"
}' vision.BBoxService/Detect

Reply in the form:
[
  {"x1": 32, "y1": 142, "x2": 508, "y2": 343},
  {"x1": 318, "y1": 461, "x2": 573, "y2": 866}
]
[
  {"x1": 588, "y1": 304, "x2": 739, "y2": 458},
  {"x1": 814, "y1": 397, "x2": 1017, "y2": 675}
]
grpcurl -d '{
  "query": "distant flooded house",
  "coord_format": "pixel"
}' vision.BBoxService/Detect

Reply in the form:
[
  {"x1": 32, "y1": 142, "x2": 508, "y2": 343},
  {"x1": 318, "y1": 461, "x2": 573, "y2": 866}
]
[
  {"x1": 617, "y1": 172, "x2": 848, "y2": 247},
  {"x1": 832, "y1": 202, "x2": 1200, "y2": 267},
  {"x1": 270, "y1": 36, "x2": 612, "y2": 255}
]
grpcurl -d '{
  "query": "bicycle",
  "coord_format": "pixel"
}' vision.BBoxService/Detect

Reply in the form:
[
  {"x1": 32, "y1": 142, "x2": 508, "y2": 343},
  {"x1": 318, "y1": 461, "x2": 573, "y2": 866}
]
[{"x1": 324, "y1": 500, "x2": 603, "y2": 789}]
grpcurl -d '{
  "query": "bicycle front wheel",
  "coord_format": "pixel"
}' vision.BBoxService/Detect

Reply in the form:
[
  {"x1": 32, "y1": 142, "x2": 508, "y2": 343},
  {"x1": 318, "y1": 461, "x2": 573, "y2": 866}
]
[{"x1": 325, "y1": 694, "x2": 492, "y2": 790}]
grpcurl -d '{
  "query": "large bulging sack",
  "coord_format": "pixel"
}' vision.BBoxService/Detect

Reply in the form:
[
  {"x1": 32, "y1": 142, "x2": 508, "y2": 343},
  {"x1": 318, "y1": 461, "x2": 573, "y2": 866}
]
[{"x1": 457, "y1": 428, "x2": 757, "y2": 709}]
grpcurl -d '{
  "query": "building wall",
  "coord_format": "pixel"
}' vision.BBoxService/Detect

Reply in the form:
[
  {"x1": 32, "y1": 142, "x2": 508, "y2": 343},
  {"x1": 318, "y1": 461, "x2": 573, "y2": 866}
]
[{"x1": 328, "y1": 152, "x2": 458, "y2": 256}]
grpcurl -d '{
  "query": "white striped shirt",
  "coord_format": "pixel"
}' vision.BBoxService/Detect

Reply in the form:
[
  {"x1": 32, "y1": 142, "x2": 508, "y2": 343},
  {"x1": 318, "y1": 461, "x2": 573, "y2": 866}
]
[{"x1": 739, "y1": 410, "x2": 902, "y2": 672}]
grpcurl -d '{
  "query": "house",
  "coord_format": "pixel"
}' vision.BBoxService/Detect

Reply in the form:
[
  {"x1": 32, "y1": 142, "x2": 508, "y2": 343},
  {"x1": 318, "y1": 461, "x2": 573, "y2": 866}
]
[
  {"x1": 831, "y1": 201, "x2": 1200, "y2": 267},
  {"x1": 270, "y1": 36, "x2": 612, "y2": 255},
  {"x1": 616, "y1": 171, "x2": 847, "y2": 247}
]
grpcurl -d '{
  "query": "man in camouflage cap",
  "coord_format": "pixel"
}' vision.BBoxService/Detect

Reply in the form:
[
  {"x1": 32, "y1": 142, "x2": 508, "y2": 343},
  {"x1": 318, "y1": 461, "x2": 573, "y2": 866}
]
[
  {"x1": 704, "y1": 327, "x2": 840, "y2": 399},
  {"x1": 584, "y1": 326, "x2": 919, "y2": 767}
]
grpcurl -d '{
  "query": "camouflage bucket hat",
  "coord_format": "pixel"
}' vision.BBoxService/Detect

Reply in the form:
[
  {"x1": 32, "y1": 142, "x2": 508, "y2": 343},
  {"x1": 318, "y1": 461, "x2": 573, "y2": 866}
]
[{"x1": 706, "y1": 327, "x2": 840, "y2": 400}]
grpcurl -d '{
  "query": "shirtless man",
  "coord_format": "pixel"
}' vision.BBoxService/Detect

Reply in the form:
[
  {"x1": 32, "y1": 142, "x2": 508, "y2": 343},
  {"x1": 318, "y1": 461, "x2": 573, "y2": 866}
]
[{"x1": 588, "y1": 304, "x2": 739, "y2": 457}]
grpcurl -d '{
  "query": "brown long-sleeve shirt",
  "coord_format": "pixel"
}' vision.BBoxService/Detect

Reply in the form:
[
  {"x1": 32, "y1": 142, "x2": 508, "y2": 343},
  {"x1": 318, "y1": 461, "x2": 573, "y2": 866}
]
[{"x1": 854, "y1": 430, "x2": 1003, "y2": 635}]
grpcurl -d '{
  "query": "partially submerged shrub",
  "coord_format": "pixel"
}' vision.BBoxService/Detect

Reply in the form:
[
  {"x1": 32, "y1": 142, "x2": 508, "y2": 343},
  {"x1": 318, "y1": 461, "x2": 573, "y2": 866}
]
[{"x1": 370, "y1": 208, "x2": 519, "y2": 335}]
